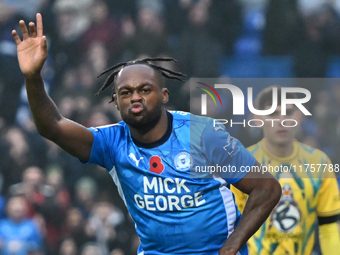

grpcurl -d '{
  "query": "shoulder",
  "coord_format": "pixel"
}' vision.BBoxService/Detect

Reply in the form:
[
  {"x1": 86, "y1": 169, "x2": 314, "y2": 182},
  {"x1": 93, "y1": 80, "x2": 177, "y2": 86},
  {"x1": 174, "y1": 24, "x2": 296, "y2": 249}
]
[
  {"x1": 297, "y1": 141, "x2": 330, "y2": 162},
  {"x1": 89, "y1": 121, "x2": 128, "y2": 140},
  {"x1": 89, "y1": 121, "x2": 126, "y2": 132},
  {"x1": 246, "y1": 143, "x2": 261, "y2": 155},
  {"x1": 169, "y1": 110, "x2": 224, "y2": 130},
  {"x1": 169, "y1": 110, "x2": 210, "y2": 123},
  {"x1": 170, "y1": 111, "x2": 230, "y2": 143}
]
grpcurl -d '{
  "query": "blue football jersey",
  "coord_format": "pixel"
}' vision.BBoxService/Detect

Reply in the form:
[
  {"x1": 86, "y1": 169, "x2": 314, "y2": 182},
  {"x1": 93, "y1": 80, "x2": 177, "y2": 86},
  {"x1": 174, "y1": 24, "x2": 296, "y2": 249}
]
[{"x1": 84, "y1": 111, "x2": 255, "y2": 255}]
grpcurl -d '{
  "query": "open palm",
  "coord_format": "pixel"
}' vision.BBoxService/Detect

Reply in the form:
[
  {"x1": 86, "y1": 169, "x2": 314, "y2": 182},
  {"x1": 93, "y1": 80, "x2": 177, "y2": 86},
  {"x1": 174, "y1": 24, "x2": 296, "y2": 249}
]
[{"x1": 12, "y1": 13, "x2": 47, "y2": 76}]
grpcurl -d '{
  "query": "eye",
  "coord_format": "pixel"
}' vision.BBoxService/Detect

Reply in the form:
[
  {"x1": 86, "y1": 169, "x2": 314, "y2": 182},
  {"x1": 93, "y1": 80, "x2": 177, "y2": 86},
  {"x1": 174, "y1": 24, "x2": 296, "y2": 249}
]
[
  {"x1": 141, "y1": 88, "x2": 151, "y2": 94},
  {"x1": 120, "y1": 90, "x2": 130, "y2": 96},
  {"x1": 268, "y1": 111, "x2": 280, "y2": 117},
  {"x1": 286, "y1": 109, "x2": 295, "y2": 116}
]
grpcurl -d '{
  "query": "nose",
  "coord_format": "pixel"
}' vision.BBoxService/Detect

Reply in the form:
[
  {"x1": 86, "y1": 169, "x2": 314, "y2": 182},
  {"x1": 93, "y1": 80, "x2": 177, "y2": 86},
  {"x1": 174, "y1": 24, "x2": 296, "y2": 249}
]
[
  {"x1": 131, "y1": 91, "x2": 142, "y2": 102},
  {"x1": 279, "y1": 114, "x2": 286, "y2": 123},
  {"x1": 278, "y1": 114, "x2": 288, "y2": 127}
]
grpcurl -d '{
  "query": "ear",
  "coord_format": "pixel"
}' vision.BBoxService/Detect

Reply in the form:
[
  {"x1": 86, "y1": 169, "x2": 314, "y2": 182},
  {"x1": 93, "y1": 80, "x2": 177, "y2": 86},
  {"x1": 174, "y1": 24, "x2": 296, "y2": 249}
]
[
  {"x1": 161, "y1": 88, "x2": 169, "y2": 104},
  {"x1": 114, "y1": 94, "x2": 120, "y2": 110}
]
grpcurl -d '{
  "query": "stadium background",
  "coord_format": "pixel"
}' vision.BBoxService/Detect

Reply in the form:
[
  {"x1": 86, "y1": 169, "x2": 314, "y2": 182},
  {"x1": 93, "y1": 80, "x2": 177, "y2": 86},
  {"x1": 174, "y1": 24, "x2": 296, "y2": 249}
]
[{"x1": 0, "y1": 0, "x2": 339, "y2": 254}]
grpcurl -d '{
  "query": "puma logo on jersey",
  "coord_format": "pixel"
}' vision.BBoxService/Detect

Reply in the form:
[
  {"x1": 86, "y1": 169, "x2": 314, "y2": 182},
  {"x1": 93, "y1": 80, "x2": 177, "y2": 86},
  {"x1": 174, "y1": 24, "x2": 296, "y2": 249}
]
[
  {"x1": 129, "y1": 153, "x2": 144, "y2": 166},
  {"x1": 214, "y1": 126, "x2": 224, "y2": 131}
]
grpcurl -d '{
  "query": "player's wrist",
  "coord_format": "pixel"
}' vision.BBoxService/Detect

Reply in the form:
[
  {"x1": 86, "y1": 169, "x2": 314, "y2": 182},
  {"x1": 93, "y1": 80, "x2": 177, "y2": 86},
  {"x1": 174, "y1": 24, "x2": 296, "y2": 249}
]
[
  {"x1": 24, "y1": 72, "x2": 43, "y2": 81},
  {"x1": 219, "y1": 246, "x2": 239, "y2": 255}
]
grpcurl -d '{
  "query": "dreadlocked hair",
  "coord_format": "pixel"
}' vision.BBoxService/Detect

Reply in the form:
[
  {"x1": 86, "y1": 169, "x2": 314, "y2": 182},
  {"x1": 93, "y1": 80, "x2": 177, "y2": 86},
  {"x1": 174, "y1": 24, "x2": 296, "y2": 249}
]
[{"x1": 95, "y1": 57, "x2": 187, "y2": 102}]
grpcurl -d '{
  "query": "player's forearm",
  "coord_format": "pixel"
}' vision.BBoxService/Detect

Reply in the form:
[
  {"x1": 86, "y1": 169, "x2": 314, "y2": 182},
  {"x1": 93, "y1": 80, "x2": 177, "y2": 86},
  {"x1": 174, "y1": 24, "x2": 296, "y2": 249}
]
[
  {"x1": 220, "y1": 179, "x2": 281, "y2": 253},
  {"x1": 25, "y1": 73, "x2": 63, "y2": 138},
  {"x1": 319, "y1": 222, "x2": 340, "y2": 254}
]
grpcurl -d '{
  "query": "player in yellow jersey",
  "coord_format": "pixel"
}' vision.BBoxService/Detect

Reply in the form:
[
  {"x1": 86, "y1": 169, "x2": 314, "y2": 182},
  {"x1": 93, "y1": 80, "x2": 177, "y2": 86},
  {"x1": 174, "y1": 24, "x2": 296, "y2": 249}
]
[{"x1": 231, "y1": 86, "x2": 340, "y2": 255}]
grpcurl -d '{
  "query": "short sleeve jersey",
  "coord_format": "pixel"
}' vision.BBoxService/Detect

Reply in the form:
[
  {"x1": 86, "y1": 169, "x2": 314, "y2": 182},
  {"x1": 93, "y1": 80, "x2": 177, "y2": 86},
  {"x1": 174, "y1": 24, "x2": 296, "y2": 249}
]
[
  {"x1": 231, "y1": 139, "x2": 340, "y2": 255},
  {"x1": 85, "y1": 111, "x2": 256, "y2": 255}
]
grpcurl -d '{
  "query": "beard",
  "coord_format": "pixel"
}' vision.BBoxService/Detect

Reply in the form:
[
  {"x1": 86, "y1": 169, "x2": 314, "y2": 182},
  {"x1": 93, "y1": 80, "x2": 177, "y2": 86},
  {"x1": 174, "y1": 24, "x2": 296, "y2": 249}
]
[{"x1": 121, "y1": 100, "x2": 164, "y2": 132}]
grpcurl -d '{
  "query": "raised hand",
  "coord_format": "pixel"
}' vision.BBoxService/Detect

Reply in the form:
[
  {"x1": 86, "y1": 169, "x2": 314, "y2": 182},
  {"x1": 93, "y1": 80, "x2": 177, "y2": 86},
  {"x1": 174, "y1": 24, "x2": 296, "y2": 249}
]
[{"x1": 12, "y1": 13, "x2": 47, "y2": 77}]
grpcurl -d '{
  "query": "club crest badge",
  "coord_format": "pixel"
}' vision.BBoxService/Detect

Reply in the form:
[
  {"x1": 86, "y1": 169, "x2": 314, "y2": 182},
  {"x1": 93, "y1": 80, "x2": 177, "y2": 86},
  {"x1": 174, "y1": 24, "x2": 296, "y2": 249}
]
[
  {"x1": 174, "y1": 151, "x2": 193, "y2": 171},
  {"x1": 271, "y1": 184, "x2": 301, "y2": 233}
]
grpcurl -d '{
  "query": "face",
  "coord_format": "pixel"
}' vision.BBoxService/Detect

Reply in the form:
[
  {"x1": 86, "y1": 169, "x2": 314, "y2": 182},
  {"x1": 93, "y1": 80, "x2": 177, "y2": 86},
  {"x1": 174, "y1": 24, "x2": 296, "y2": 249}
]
[
  {"x1": 66, "y1": 208, "x2": 83, "y2": 228},
  {"x1": 23, "y1": 166, "x2": 43, "y2": 188},
  {"x1": 259, "y1": 105, "x2": 300, "y2": 147},
  {"x1": 59, "y1": 238, "x2": 77, "y2": 255},
  {"x1": 114, "y1": 64, "x2": 168, "y2": 130},
  {"x1": 7, "y1": 197, "x2": 27, "y2": 222}
]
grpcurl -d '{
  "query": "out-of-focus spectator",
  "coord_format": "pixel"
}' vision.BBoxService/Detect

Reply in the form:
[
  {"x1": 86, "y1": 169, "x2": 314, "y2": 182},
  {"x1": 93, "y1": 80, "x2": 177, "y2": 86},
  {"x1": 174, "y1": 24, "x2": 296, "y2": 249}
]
[
  {"x1": 207, "y1": 0, "x2": 242, "y2": 55},
  {"x1": 74, "y1": 177, "x2": 98, "y2": 218},
  {"x1": 80, "y1": 242, "x2": 106, "y2": 255},
  {"x1": 53, "y1": 0, "x2": 93, "y2": 43},
  {"x1": 77, "y1": 64, "x2": 97, "y2": 98},
  {"x1": 85, "y1": 201, "x2": 124, "y2": 253},
  {"x1": 61, "y1": 208, "x2": 91, "y2": 250},
  {"x1": 80, "y1": 0, "x2": 121, "y2": 61},
  {"x1": 58, "y1": 237, "x2": 78, "y2": 255},
  {"x1": 57, "y1": 96, "x2": 78, "y2": 120},
  {"x1": 87, "y1": 98, "x2": 122, "y2": 125},
  {"x1": 295, "y1": 14, "x2": 329, "y2": 78},
  {"x1": 294, "y1": 4, "x2": 340, "y2": 79},
  {"x1": 85, "y1": 110, "x2": 112, "y2": 127},
  {"x1": 38, "y1": 166, "x2": 71, "y2": 254},
  {"x1": 86, "y1": 41, "x2": 110, "y2": 76},
  {"x1": 318, "y1": 4, "x2": 340, "y2": 55},
  {"x1": 51, "y1": 0, "x2": 93, "y2": 79},
  {"x1": 123, "y1": 6, "x2": 168, "y2": 59},
  {"x1": 44, "y1": 139, "x2": 88, "y2": 190},
  {"x1": 0, "y1": 3, "x2": 22, "y2": 125},
  {"x1": 0, "y1": 196, "x2": 43, "y2": 255},
  {"x1": 45, "y1": 166, "x2": 71, "y2": 212},
  {"x1": 8, "y1": 166, "x2": 53, "y2": 217},
  {"x1": 178, "y1": 0, "x2": 222, "y2": 77},
  {"x1": 164, "y1": 0, "x2": 192, "y2": 49},
  {"x1": 52, "y1": 64, "x2": 98, "y2": 119},
  {"x1": 263, "y1": 0, "x2": 304, "y2": 55},
  {"x1": 313, "y1": 85, "x2": 340, "y2": 164},
  {"x1": 298, "y1": 0, "x2": 327, "y2": 16},
  {"x1": 2, "y1": 127, "x2": 37, "y2": 190},
  {"x1": 3, "y1": 0, "x2": 45, "y2": 19},
  {"x1": 110, "y1": 248, "x2": 125, "y2": 255}
]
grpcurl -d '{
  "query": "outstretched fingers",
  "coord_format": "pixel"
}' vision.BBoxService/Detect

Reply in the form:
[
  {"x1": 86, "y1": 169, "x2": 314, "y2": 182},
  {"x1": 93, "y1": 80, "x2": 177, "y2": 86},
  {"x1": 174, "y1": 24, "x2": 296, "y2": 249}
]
[
  {"x1": 12, "y1": 30, "x2": 22, "y2": 45},
  {"x1": 19, "y1": 20, "x2": 29, "y2": 40},
  {"x1": 12, "y1": 13, "x2": 44, "y2": 45},
  {"x1": 41, "y1": 36, "x2": 47, "y2": 51},
  {"x1": 29, "y1": 22, "x2": 37, "y2": 38},
  {"x1": 36, "y1": 13, "x2": 43, "y2": 37}
]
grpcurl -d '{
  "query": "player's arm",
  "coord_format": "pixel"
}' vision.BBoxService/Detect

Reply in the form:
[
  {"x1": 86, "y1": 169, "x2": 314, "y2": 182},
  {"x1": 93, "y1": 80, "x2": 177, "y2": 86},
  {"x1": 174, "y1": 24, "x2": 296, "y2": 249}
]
[
  {"x1": 318, "y1": 215, "x2": 340, "y2": 255},
  {"x1": 12, "y1": 13, "x2": 93, "y2": 162},
  {"x1": 230, "y1": 184, "x2": 248, "y2": 213},
  {"x1": 219, "y1": 161, "x2": 281, "y2": 255},
  {"x1": 316, "y1": 172, "x2": 340, "y2": 254}
]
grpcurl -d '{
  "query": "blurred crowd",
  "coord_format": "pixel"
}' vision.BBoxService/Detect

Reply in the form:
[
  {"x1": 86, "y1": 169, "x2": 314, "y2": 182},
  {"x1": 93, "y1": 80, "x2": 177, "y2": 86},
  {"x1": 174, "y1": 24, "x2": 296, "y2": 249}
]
[{"x1": 0, "y1": 0, "x2": 340, "y2": 254}]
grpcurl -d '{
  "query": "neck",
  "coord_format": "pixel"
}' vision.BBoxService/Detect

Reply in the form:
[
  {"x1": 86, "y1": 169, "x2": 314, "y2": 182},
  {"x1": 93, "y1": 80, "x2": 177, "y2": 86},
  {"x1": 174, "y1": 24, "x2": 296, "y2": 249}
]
[
  {"x1": 264, "y1": 138, "x2": 294, "y2": 158},
  {"x1": 129, "y1": 110, "x2": 168, "y2": 144}
]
